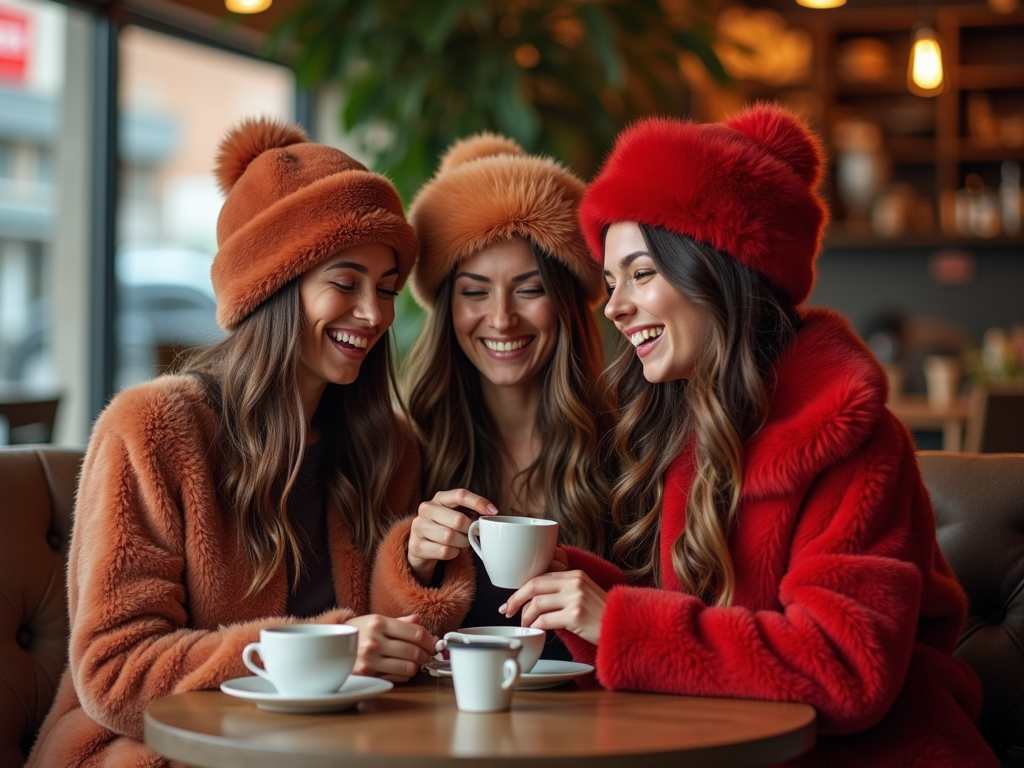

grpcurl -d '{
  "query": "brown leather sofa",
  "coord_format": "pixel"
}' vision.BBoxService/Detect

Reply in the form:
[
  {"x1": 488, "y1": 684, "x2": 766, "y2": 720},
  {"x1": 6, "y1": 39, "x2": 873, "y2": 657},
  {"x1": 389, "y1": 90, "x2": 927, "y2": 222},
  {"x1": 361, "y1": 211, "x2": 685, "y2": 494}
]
[
  {"x1": 0, "y1": 447, "x2": 1021, "y2": 767},
  {"x1": 921, "y1": 452, "x2": 1024, "y2": 768},
  {"x1": 0, "y1": 447, "x2": 82, "y2": 768}
]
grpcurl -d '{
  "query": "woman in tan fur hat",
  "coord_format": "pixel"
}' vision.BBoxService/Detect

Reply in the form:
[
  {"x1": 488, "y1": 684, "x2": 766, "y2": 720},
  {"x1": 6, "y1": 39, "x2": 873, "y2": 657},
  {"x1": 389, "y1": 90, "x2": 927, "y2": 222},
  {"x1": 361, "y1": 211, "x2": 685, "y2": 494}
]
[
  {"x1": 368, "y1": 134, "x2": 610, "y2": 660},
  {"x1": 27, "y1": 118, "x2": 440, "y2": 768}
]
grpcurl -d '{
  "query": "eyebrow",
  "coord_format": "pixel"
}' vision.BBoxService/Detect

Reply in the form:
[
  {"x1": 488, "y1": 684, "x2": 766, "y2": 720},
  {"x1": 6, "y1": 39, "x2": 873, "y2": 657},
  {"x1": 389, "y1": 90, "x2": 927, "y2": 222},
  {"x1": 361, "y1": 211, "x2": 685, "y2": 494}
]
[
  {"x1": 603, "y1": 251, "x2": 649, "y2": 276},
  {"x1": 454, "y1": 269, "x2": 540, "y2": 283},
  {"x1": 325, "y1": 261, "x2": 399, "y2": 277}
]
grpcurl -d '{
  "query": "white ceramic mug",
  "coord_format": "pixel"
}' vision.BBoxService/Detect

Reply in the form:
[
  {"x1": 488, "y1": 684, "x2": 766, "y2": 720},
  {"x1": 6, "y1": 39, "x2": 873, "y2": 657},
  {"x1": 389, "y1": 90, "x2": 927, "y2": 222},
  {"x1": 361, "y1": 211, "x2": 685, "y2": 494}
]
[
  {"x1": 242, "y1": 624, "x2": 358, "y2": 696},
  {"x1": 467, "y1": 515, "x2": 558, "y2": 589},
  {"x1": 445, "y1": 633, "x2": 521, "y2": 712},
  {"x1": 447, "y1": 626, "x2": 545, "y2": 672}
]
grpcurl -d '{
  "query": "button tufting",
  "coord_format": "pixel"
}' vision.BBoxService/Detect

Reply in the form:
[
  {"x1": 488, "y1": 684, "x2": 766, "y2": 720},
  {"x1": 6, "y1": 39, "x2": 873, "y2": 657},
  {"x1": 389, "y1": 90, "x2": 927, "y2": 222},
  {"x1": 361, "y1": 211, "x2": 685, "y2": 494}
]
[
  {"x1": 16, "y1": 627, "x2": 32, "y2": 648},
  {"x1": 47, "y1": 531, "x2": 61, "y2": 551},
  {"x1": 987, "y1": 608, "x2": 1006, "y2": 625}
]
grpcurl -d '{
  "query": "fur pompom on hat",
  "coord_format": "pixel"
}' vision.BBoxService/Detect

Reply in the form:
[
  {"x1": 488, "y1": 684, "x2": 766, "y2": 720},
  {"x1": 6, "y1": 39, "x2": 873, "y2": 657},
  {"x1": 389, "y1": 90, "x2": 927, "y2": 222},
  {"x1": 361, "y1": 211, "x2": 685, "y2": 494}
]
[
  {"x1": 408, "y1": 132, "x2": 603, "y2": 308},
  {"x1": 580, "y1": 103, "x2": 830, "y2": 306},
  {"x1": 211, "y1": 117, "x2": 417, "y2": 330}
]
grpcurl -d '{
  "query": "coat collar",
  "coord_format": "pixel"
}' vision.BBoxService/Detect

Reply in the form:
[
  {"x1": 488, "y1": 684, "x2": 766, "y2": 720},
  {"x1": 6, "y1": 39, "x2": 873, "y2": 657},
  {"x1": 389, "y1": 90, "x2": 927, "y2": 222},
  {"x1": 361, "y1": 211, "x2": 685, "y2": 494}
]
[{"x1": 741, "y1": 308, "x2": 888, "y2": 499}]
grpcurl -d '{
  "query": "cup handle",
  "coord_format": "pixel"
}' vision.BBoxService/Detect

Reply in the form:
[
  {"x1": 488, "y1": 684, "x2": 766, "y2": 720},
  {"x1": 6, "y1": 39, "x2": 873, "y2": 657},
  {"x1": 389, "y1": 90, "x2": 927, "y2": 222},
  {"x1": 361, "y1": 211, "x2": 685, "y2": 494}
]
[
  {"x1": 467, "y1": 520, "x2": 484, "y2": 560},
  {"x1": 501, "y1": 658, "x2": 520, "y2": 691},
  {"x1": 242, "y1": 642, "x2": 271, "y2": 682}
]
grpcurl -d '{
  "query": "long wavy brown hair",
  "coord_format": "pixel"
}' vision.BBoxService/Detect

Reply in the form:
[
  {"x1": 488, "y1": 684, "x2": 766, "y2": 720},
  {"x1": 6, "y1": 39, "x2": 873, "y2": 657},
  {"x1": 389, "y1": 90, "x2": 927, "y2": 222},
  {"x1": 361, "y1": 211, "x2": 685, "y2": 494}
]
[
  {"x1": 182, "y1": 280, "x2": 405, "y2": 596},
  {"x1": 605, "y1": 225, "x2": 801, "y2": 605},
  {"x1": 405, "y1": 245, "x2": 611, "y2": 556}
]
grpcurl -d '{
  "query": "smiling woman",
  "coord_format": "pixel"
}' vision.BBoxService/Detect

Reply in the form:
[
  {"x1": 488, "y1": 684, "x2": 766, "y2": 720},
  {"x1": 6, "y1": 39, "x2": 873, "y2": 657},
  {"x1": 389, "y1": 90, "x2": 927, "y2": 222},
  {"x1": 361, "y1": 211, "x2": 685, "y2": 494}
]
[
  {"x1": 499, "y1": 103, "x2": 999, "y2": 768},
  {"x1": 24, "y1": 118, "x2": 443, "y2": 768},
  {"x1": 369, "y1": 134, "x2": 611, "y2": 659}
]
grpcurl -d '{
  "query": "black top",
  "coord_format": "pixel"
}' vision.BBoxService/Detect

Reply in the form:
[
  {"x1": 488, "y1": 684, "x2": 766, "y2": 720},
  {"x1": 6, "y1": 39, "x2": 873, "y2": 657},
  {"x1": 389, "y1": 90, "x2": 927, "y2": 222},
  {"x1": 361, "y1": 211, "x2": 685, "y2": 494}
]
[
  {"x1": 285, "y1": 439, "x2": 337, "y2": 618},
  {"x1": 461, "y1": 549, "x2": 572, "y2": 663}
]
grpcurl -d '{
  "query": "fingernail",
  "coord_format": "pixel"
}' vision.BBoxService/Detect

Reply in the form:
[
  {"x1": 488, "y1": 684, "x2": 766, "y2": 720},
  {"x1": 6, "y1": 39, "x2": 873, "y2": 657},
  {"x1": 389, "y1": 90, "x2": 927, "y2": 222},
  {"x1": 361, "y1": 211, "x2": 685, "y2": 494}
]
[
  {"x1": 486, "y1": 504, "x2": 499, "y2": 515},
  {"x1": 498, "y1": 603, "x2": 508, "y2": 614}
]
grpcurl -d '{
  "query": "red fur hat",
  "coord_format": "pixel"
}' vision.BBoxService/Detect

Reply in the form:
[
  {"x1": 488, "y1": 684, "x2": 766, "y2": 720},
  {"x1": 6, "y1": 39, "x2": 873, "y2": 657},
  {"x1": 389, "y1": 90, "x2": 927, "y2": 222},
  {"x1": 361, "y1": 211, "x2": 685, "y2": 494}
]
[
  {"x1": 580, "y1": 103, "x2": 830, "y2": 306},
  {"x1": 211, "y1": 117, "x2": 417, "y2": 330},
  {"x1": 408, "y1": 133, "x2": 604, "y2": 309}
]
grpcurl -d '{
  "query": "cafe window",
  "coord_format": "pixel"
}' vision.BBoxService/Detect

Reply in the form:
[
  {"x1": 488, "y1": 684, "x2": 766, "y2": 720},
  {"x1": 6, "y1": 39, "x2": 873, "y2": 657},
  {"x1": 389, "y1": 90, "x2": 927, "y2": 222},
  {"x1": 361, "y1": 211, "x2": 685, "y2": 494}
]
[
  {"x1": 0, "y1": 0, "x2": 65, "y2": 390},
  {"x1": 115, "y1": 26, "x2": 294, "y2": 389}
]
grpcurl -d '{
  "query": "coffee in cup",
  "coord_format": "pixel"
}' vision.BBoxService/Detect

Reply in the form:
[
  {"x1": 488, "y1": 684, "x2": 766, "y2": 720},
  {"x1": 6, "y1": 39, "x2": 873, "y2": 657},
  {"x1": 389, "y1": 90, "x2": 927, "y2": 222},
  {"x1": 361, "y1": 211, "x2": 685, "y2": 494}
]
[
  {"x1": 467, "y1": 515, "x2": 558, "y2": 589},
  {"x1": 242, "y1": 624, "x2": 358, "y2": 696},
  {"x1": 444, "y1": 633, "x2": 521, "y2": 712}
]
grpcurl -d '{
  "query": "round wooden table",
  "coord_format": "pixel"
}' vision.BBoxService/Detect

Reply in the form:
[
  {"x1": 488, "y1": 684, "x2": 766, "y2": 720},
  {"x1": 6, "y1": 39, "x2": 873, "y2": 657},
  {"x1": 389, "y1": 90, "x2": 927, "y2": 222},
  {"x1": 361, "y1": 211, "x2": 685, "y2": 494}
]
[{"x1": 145, "y1": 674, "x2": 816, "y2": 768}]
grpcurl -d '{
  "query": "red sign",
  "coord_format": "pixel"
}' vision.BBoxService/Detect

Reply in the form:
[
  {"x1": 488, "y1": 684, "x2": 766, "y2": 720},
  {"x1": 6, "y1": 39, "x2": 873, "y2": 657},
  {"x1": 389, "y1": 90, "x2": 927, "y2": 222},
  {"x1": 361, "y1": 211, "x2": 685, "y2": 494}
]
[{"x1": 0, "y1": 7, "x2": 29, "y2": 84}]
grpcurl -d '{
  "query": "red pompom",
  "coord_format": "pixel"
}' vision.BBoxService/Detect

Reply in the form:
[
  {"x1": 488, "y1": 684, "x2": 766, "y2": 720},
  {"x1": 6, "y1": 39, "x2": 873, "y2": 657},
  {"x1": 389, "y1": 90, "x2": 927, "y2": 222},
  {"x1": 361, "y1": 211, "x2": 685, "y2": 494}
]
[
  {"x1": 725, "y1": 102, "x2": 825, "y2": 187},
  {"x1": 214, "y1": 117, "x2": 308, "y2": 194},
  {"x1": 438, "y1": 132, "x2": 525, "y2": 174}
]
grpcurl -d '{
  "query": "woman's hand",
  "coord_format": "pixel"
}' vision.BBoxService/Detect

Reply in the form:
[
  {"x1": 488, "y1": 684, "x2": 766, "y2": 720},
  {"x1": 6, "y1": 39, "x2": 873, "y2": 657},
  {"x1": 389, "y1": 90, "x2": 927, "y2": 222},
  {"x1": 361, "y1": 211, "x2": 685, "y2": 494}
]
[
  {"x1": 345, "y1": 614, "x2": 441, "y2": 682},
  {"x1": 407, "y1": 488, "x2": 498, "y2": 584},
  {"x1": 500, "y1": 570, "x2": 607, "y2": 645}
]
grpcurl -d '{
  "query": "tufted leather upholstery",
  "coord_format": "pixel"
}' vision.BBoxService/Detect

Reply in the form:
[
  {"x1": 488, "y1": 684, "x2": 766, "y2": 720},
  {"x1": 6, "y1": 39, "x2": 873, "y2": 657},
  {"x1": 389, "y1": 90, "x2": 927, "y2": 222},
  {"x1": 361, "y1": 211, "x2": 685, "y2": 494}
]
[
  {"x1": 0, "y1": 447, "x2": 82, "y2": 768},
  {"x1": 920, "y1": 452, "x2": 1024, "y2": 768}
]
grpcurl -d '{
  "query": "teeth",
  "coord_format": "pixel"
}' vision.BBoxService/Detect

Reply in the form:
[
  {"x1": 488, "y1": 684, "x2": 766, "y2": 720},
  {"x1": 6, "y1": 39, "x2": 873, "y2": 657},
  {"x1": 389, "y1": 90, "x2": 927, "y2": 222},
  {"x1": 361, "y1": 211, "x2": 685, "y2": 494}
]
[
  {"x1": 329, "y1": 330, "x2": 368, "y2": 348},
  {"x1": 630, "y1": 327, "x2": 664, "y2": 347},
  {"x1": 483, "y1": 338, "x2": 528, "y2": 352}
]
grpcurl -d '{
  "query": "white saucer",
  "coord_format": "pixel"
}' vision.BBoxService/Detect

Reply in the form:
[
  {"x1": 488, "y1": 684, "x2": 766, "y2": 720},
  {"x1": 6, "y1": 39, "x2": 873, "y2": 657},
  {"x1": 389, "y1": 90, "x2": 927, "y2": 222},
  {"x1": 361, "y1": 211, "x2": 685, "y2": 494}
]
[
  {"x1": 220, "y1": 675, "x2": 393, "y2": 713},
  {"x1": 425, "y1": 659, "x2": 594, "y2": 690}
]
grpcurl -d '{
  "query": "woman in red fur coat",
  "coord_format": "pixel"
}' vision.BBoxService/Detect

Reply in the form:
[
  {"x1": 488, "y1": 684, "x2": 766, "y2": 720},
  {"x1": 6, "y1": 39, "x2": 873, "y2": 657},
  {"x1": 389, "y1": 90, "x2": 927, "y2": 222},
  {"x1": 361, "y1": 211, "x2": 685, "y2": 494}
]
[
  {"x1": 503, "y1": 104, "x2": 998, "y2": 766},
  {"x1": 27, "y1": 118, "x2": 439, "y2": 767}
]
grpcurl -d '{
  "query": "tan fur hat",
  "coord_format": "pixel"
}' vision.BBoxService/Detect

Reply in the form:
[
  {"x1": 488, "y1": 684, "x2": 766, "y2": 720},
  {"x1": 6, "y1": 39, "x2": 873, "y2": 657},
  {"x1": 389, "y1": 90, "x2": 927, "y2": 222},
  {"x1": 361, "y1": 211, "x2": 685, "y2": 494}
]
[
  {"x1": 211, "y1": 117, "x2": 417, "y2": 330},
  {"x1": 408, "y1": 133, "x2": 603, "y2": 309}
]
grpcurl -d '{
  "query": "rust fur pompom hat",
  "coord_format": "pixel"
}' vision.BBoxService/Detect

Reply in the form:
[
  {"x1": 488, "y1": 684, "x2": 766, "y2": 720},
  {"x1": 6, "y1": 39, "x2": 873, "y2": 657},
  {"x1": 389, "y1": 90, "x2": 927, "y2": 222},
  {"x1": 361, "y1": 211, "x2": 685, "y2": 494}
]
[
  {"x1": 580, "y1": 103, "x2": 830, "y2": 306},
  {"x1": 211, "y1": 117, "x2": 417, "y2": 330},
  {"x1": 408, "y1": 133, "x2": 604, "y2": 309}
]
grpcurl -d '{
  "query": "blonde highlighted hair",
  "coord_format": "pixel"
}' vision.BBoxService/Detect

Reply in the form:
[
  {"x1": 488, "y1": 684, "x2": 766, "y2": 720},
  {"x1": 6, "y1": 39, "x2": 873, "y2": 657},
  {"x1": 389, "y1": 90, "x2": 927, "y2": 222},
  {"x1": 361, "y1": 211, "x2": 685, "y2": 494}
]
[
  {"x1": 183, "y1": 280, "x2": 406, "y2": 596},
  {"x1": 605, "y1": 226, "x2": 801, "y2": 605},
  {"x1": 405, "y1": 245, "x2": 612, "y2": 556}
]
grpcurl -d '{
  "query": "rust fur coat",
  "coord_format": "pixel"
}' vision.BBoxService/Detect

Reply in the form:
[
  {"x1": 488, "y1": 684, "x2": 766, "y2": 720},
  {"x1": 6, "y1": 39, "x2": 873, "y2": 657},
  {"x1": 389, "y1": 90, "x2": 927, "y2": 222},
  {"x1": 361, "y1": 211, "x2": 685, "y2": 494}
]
[{"x1": 26, "y1": 375, "x2": 420, "y2": 768}]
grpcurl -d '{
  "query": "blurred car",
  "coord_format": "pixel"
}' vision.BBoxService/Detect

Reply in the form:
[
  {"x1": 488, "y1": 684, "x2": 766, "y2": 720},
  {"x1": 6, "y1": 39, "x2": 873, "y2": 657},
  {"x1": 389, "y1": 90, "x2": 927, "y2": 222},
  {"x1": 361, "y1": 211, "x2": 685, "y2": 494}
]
[{"x1": 3, "y1": 245, "x2": 225, "y2": 390}]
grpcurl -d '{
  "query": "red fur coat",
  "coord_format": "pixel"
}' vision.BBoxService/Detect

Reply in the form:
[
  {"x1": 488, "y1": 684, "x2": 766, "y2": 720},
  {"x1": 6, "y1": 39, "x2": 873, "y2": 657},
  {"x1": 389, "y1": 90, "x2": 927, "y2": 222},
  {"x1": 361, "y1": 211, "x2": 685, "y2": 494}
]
[
  {"x1": 26, "y1": 375, "x2": 420, "y2": 768},
  {"x1": 559, "y1": 309, "x2": 997, "y2": 767}
]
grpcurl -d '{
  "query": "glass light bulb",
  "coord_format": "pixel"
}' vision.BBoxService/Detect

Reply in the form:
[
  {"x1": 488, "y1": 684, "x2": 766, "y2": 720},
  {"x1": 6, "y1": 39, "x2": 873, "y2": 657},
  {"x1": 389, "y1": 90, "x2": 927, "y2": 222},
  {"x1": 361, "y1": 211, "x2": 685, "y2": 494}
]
[
  {"x1": 795, "y1": 0, "x2": 847, "y2": 7},
  {"x1": 225, "y1": 0, "x2": 272, "y2": 14},
  {"x1": 908, "y1": 29, "x2": 944, "y2": 95}
]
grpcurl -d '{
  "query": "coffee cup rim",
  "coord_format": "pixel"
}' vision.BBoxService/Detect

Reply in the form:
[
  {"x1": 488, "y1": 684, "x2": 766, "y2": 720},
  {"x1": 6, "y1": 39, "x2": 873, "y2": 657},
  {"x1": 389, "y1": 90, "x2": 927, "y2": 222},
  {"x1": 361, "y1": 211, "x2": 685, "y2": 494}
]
[
  {"x1": 261, "y1": 624, "x2": 359, "y2": 637},
  {"x1": 480, "y1": 515, "x2": 557, "y2": 526}
]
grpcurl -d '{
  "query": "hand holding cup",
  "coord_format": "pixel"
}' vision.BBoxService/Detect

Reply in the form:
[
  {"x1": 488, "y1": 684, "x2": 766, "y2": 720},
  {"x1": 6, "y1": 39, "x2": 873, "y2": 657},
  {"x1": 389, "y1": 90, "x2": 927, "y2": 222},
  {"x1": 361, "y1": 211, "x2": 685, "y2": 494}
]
[{"x1": 407, "y1": 488, "x2": 499, "y2": 583}]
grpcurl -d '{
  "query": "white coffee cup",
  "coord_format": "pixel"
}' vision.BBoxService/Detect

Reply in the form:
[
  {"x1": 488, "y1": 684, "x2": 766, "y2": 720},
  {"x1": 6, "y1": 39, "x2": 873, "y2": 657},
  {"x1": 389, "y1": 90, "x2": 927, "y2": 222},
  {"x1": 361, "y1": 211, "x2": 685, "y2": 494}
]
[
  {"x1": 467, "y1": 515, "x2": 558, "y2": 589},
  {"x1": 242, "y1": 624, "x2": 358, "y2": 696},
  {"x1": 448, "y1": 626, "x2": 545, "y2": 672},
  {"x1": 445, "y1": 633, "x2": 521, "y2": 712}
]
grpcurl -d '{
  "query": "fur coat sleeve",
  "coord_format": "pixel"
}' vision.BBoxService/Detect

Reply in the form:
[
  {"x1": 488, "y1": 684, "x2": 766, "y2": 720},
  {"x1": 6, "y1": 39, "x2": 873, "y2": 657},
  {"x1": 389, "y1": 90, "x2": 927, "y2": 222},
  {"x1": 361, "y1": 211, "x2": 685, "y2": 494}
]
[
  {"x1": 369, "y1": 517, "x2": 477, "y2": 636},
  {"x1": 28, "y1": 376, "x2": 373, "y2": 767}
]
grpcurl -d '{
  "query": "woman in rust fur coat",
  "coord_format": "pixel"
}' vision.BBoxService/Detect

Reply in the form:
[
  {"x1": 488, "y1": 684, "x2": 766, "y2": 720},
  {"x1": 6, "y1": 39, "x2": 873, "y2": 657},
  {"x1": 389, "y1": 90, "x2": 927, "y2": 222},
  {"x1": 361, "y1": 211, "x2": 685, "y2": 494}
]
[
  {"x1": 27, "y1": 118, "x2": 440, "y2": 767},
  {"x1": 502, "y1": 104, "x2": 998, "y2": 766},
  {"x1": 369, "y1": 135, "x2": 609, "y2": 652}
]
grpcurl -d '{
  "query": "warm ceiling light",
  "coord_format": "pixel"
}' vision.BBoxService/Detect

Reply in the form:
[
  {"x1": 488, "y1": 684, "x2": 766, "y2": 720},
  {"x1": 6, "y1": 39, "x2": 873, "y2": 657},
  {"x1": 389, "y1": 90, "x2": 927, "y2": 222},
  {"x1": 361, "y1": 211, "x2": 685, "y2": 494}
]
[
  {"x1": 226, "y1": 0, "x2": 271, "y2": 14},
  {"x1": 908, "y1": 25, "x2": 944, "y2": 96},
  {"x1": 795, "y1": 0, "x2": 847, "y2": 8}
]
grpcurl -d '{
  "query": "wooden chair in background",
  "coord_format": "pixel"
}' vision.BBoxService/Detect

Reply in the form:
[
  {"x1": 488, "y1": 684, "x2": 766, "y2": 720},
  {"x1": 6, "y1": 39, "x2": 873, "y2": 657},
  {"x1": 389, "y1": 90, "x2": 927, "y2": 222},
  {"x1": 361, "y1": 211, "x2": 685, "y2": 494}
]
[
  {"x1": 964, "y1": 384, "x2": 1024, "y2": 453},
  {"x1": 0, "y1": 397, "x2": 60, "y2": 445}
]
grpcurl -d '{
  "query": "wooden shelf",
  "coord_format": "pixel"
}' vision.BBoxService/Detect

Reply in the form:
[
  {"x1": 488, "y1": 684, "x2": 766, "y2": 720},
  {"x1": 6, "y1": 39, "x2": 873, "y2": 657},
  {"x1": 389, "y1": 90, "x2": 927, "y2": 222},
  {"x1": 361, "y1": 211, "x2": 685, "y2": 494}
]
[
  {"x1": 766, "y1": 4, "x2": 1024, "y2": 242},
  {"x1": 957, "y1": 142, "x2": 1024, "y2": 162},
  {"x1": 958, "y1": 65, "x2": 1024, "y2": 90},
  {"x1": 823, "y1": 228, "x2": 1024, "y2": 250}
]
